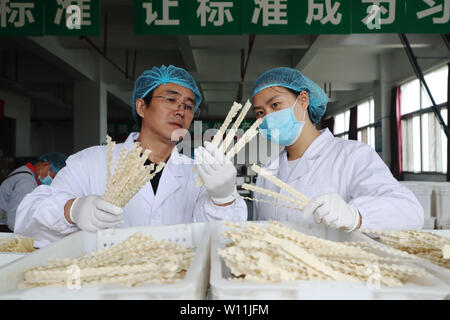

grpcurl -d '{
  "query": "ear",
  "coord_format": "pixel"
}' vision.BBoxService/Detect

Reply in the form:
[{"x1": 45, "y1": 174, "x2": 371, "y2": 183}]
[
  {"x1": 135, "y1": 98, "x2": 147, "y2": 119},
  {"x1": 49, "y1": 169, "x2": 57, "y2": 179},
  {"x1": 41, "y1": 162, "x2": 51, "y2": 176},
  {"x1": 299, "y1": 91, "x2": 310, "y2": 110}
]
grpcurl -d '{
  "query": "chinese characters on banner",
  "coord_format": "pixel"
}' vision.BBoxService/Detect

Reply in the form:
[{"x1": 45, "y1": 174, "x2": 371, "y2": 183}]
[
  {"x1": 0, "y1": 0, "x2": 43, "y2": 36},
  {"x1": 0, "y1": 0, "x2": 99, "y2": 36},
  {"x1": 0, "y1": 0, "x2": 448, "y2": 36},
  {"x1": 135, "y1": 0, "x2": 448, "y2": 34},
  {"x1": 407, "y1": 0, "x2": 449, "y2": 32},
  {"x1": 45, "y1": 0, "x2": 100, "y2": 35}
]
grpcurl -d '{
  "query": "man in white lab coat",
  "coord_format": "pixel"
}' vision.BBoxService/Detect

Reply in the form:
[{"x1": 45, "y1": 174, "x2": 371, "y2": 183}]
[
  {"x1": 251, "y1": 67, "x2": 423, "y2": 231},
  {"x1": 15, "y1": 65, "x2": 247, "y2": 247}
]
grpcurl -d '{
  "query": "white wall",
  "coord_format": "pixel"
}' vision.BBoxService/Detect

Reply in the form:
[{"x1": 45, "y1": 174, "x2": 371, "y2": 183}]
[{"x1": 0, "y1": 89, "x2": 31, "y2": 157}]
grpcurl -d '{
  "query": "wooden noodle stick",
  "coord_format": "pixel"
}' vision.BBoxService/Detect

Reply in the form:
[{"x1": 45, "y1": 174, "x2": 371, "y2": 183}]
[
  {"x1": 196, "y1": 117, "x2": 262, "y2": 187},
  {"x1": 211, "y1": 101, "x2": 243, "y2": 147},
  {"x1": 195, "y1": 100, "x2": 256, "y2": 187},
  {"x1": 251, "y1": 164, "x2": 310, "y2": 204},
  {"x1": 239, "y1": 195, "x2": 304, "y2": 212},
  {"x1": 102, "y1": 136, "x2": 160, "y2": 208},
  {"x1": 443, "y1": 245, "x2": 450, "y2": 259},
  {"x1": 220, "y1": 100, "x2": 252, "y2": 154},
  {"x1": 225, "y1": 118, "x2": 263, "y2": 159},
  {"x1": 106, "y1": 135, "x2": 115, "y2": 187},
  {"x1": 218, "y1": 221, "x2": 428, "y2": 285},
  {"x1": 242, "y1": 183, "x2": 306, "y2": 209},
  {"x1": 194, "y1": 101, "x2": 243, "y2": 186},
  {"x1": 20, "y1": 232, "x2": 194, "y2": 288}
]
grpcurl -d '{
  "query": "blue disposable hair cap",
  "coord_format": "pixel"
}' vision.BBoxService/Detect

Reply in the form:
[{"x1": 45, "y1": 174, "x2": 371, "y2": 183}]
[
  {"x1": 132, "y1": 65, "x2": 202, "y2": 123},
  {"x1": 251, "y1": 67, "x2": 328, "y2": 124}
]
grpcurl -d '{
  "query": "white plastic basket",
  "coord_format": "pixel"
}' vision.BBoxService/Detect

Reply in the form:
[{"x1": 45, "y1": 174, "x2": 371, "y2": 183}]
[
  {"x1": 434, "y1": 184, "x2": 450, "y2": 221},
  {"x1": 436, "y1": 219, "x2": 450, "y2": 230},
  {"x1": 423, "y1": 217, "x2": 436, "y2": 230},
  {"x1": 210, "y1": 221, "x2": 450, "y2": 300},
  {"x1": 0, "y1": 223, "x2": 210, "y2": 300},
  {"x1": 400, "y1": 182, "x2": 432, "y2": 218},
  {"x1": 361, "y1": 230, "x2": 450, "y2": 287},
  {"x1": 0, "y1": 233, "x2": 27, "y2": 267}
]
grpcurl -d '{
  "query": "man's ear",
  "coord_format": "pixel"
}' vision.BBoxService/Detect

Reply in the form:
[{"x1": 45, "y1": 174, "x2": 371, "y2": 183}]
[{"x1": 135, "y1": 98, "x2": 147, "y2": 119}]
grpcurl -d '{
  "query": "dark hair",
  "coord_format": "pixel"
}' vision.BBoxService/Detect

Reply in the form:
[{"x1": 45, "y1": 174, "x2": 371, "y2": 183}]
[{"x1": 136, "y1": 90, "x2": 154, "y2": 128}]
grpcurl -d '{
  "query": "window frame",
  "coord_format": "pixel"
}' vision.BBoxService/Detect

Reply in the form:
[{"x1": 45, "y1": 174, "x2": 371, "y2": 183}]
[
  {"x1": 333, "y1": 109, "x2": 350, "y2": 139},
  {"x1": 356, "y1": 97, "x2": 376, "y2": 149},
  {"x1": 400, "y1": 64, "x2": 448, "y2": 174}
]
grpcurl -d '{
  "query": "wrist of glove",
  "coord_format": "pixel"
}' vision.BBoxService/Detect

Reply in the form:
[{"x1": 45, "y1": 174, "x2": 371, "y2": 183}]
[
  {"x1": 195, "y1": 141, "x2": 238, "y2": 205},
  {"x1": 302, "y1": 193, "x2": 361, "y2": 232},
  {"x1": 69, "y1": 195, "x2": 123, "y2": 232},
  {"x1": 210, "y1": 188, "x2": 239, "y2": 205}
]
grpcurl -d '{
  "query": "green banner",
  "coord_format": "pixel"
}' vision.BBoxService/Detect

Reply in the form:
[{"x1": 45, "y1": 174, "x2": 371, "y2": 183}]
[
  {"x1": 406, "y1": 0, "x2": 450, "y2": 33},
  {"x1": 0, "y1": 0, "x2": 448, "y2": 36},
  {"x1": 0, "y1": 0, "x2": 43, "y2": 36},
  {"x1": 135, "y1": 0, "x2": 449, "y2": 35},
  {"x1": 296, "y1": 0, "x2": 352, "y2": 34},
  {"x1": 134, "y1": 0, "x2": 242, "y2": 35},
  {"x1": 242, "y1": 0, "x2": 352, "y2": 35},
  {"x1": 352, "y1": 0, "x2": 407, "y2": 33},
  {"x1": 45, "y1": 0, "x2": 100, "y2": 36}
]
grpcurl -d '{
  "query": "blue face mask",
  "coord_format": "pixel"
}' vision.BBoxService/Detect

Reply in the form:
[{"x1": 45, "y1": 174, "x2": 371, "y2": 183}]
[
  {"x1": 38, "y1": 170, "x2": 53, "y2": 186},
  {"x1": 259, "y1": 96, "x2": 306, "y2": 146}
]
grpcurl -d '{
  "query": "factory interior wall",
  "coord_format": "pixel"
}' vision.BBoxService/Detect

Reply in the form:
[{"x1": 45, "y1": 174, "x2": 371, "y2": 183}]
[
  {"x1": 30, "y1": 121, "x2": 73, "y2": 158},
  {"x1": 0, "y1": 89, "x2": 31, "y2": 157}
]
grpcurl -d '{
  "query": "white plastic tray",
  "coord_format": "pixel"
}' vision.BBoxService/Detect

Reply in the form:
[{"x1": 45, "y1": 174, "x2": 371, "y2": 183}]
[
  {"x1": 0, "y1": 233, "x2": 27, "y2": 267},
  {"x1": 0, "y1": 223, "x2": 210, "y2": 300},
  {"x1": 363, "y1": 229, "x2": 450, "y2": 286},
  {"x1": 210, "y1": 221, "x2": 450, "y2": 300}
]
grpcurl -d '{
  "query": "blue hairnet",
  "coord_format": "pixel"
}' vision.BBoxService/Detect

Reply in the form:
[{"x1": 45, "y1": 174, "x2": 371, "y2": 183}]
[
  {"x1": 132, "y1": 65, "x2": 202, "y2": 123},
  {"x1": 251, "y1": 67, "x2": 328, "y2": 124},
  {"x1": 39, "y1": 152, "x2": 67, "y2": 174}
]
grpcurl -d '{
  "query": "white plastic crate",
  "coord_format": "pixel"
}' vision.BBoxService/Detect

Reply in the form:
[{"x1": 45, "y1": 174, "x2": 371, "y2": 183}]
[
  {"x1": 0, "y1": 233, "x2": 27, "y2": 267},
  {"x1": 436, "y1": 219, "x2": 450, "y2": 230},
  {"x1": 0, "y1": 223, "x2": 210, "y2": 300},
  {"x1": 400, "y1": 182, "x2": 432, "y2": 218},
  {"x1": 435, "y1": 185, "x2": 450, "y2": 221},
  {"x1": 362, "y1": 230, "x2": 450, "y2": 287},
  {"x1": 210, "y1": 221, "x2": 450, "y2": 300},
  {"x1": 423, "y1": 217, "x2": 436, "y2": 230}
]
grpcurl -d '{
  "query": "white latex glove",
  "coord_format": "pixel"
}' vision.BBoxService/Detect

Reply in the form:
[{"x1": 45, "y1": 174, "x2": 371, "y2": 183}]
[
  {"x1": 302, "y1": 193, "x2": 361, "y2": 232},
  {"x1": 69, "y1": 195, "x2": 123, "y2": 232},
  {"x1": 194, "y1": 141, "x2": 238, "y2": 205}
]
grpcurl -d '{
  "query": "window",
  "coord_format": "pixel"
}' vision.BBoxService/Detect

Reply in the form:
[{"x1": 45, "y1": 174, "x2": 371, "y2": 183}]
[
  {"x1": 401, "y1": 65, "x2": 448, "y2": 174},
  {"x1": 334, "y1": 110, "x2": 350, "y2": 139},
  {"x1": 357, "y1": 98, "x2": 376, "y2": 149}
]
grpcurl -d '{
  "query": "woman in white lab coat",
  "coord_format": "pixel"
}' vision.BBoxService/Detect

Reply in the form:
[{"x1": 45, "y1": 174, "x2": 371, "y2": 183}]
[
  {"x1": 251, "y1": 67, "x2": 423, "y2": 231},
  {"x1": 15, "y1": 65, "x2": 247, "y2": 247}
]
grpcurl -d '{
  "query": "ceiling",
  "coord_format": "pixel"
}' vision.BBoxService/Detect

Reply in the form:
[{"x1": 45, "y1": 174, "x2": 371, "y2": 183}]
[{"x1": 1, "y1": 0, "x2": 447, "y2": 123}]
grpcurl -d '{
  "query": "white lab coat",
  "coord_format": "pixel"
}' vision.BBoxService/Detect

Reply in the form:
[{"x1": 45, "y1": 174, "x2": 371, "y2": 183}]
[
  {"x1": 15, "y1": 132, "x2": 247, "y2": 247},
  {"x1": 253, "y1": 129, "x2": 424, "y2": 230}
]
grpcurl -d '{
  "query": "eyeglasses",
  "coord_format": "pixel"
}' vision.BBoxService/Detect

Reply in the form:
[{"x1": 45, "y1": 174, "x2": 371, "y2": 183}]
[{"x1": 152, "y1": 95, "x2": 195, "y2": 114}]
